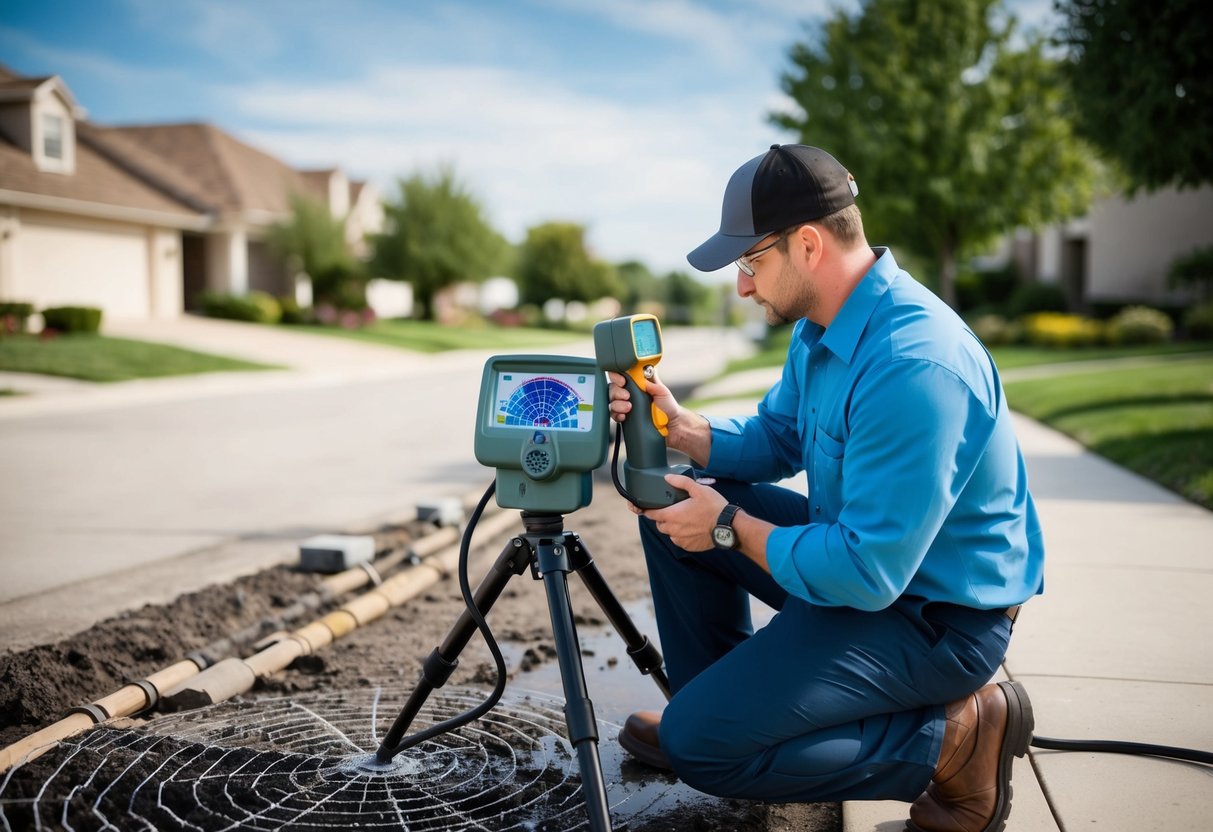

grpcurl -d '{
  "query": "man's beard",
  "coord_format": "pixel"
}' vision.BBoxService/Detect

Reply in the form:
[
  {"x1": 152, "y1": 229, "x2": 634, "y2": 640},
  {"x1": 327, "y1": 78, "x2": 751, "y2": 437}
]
[
  {"x1": 757, "y1": 257, "x2": 816, "y2": 325},
  {"x1": 761, "y1": 300, "x2": 792, "y2": 327}
]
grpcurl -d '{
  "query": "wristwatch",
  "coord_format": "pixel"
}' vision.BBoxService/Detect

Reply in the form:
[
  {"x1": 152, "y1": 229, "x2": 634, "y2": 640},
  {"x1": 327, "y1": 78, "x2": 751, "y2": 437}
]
[{"x1": 712, "y1": 504, "x2": 741, "y2": 550}]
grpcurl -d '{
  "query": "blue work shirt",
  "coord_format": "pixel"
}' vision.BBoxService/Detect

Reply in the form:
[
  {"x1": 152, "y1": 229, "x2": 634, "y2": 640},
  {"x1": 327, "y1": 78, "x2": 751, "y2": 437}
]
[{"x1": 705, "y1": 248, "x2": 1044, "y2": 612}]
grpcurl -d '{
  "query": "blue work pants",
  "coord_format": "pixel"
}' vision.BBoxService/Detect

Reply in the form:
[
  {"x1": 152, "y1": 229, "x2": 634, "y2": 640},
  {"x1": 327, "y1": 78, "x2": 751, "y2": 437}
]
[{"x1": 639, "y1": 480, "x2": 1012, "y2": 803}]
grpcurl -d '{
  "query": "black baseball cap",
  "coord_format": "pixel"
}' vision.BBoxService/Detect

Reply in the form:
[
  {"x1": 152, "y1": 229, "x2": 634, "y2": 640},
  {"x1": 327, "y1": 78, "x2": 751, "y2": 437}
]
[{"x1": 687, "y1": 144, "x2": 858, "y2": 272}]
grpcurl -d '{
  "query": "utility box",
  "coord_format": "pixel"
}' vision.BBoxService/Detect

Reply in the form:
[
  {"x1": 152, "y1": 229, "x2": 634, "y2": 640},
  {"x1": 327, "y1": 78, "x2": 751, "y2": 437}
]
[
  {"x1": 299, "y1": 534, "x2": 375, "y2": 573},
  {"x1": 416, "y1": 498, "x2": 465, "y2": 528}
]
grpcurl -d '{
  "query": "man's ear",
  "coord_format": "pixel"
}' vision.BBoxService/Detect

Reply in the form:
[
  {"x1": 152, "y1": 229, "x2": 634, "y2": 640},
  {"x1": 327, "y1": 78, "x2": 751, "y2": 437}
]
[{"x1": 796, "y1": 224, "x2": 825, "y2": 269}]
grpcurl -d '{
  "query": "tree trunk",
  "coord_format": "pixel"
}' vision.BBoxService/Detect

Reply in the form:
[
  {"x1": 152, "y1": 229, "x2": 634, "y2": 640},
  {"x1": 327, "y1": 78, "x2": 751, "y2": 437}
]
[{"x1": 938, "y1": 243, "x2": 958, "y2": 309}]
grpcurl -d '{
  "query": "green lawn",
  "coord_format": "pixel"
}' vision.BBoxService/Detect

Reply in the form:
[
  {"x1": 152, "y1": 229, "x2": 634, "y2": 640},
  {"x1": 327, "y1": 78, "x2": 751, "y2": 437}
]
[
  {"x1": 990, "y1": 342, "x2": 1213, "y2": 369},
  {"x1": 291, "y1": 319, "x2": 585, "y2": 353},
  {"x1": 723, "y1": 327, "x2": 1213, "y2": 376},
  {"x1": 0, "y1": 334, "x2": 277, "y2": 382},
  {"x1": 1003, "y1": 358, "x2": 1213, "y2": 509}
]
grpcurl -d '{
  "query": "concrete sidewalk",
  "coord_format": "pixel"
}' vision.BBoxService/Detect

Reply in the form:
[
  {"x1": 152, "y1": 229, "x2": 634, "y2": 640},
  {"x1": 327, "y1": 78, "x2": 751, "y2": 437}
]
[{"x1": 697, "y1": 367, "x2": 1212, "y2": 832}]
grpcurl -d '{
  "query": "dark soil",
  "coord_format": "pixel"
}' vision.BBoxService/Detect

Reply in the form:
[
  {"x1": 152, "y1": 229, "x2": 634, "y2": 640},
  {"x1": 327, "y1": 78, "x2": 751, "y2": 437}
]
[{"x1": 0, "y1": 487, "x2": 841, "y2": 831}]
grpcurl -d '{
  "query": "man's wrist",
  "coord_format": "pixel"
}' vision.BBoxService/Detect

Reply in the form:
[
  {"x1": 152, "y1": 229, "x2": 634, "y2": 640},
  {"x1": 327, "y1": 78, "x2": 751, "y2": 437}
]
[
  {"x1": 733, "y1": 509, "x2": 774, "y2": 574},
  {"x1": 667, "y1": 411, "x2": 712, "y2": 466}
]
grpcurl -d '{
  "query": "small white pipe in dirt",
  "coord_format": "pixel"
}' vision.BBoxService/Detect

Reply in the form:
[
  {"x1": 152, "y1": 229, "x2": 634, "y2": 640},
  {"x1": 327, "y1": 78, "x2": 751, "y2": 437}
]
[{"x1": 160, "y1": 508, "x2": 520, "y2": 711}]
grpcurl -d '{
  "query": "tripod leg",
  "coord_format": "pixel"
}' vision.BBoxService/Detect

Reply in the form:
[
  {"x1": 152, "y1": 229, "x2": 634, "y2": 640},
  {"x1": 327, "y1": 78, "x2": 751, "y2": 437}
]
[
  {"x1": 376, "y1": 536, "x2": 531, "y2": 761},
  {"x1": 536, "y1": 539, "x2": 613, "y2": 832},
  {"x1": 565, "y1": 534, "x2": 671, "y2": 700}
]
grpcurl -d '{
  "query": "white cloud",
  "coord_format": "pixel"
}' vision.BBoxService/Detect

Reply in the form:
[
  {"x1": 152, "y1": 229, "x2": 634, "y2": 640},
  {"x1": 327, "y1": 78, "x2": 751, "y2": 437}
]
[{"x1": 231, "y1": 60, "x2": 782, "y2": 277}]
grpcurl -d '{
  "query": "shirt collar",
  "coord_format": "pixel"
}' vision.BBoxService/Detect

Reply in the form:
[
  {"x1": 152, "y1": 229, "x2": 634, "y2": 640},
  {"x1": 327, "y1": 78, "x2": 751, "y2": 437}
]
[{"x1": 808, "y1": 247, "x2": 899, "y2": 364}]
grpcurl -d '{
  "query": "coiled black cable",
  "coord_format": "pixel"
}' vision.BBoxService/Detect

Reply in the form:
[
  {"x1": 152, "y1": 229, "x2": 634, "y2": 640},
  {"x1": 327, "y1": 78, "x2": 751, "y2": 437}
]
[
  {"x1": 381, "y1": 481, "x2": 506, "y2": 756},
  {"x1": 610, "y1": 422, "x2": 637, "y2": 505}
]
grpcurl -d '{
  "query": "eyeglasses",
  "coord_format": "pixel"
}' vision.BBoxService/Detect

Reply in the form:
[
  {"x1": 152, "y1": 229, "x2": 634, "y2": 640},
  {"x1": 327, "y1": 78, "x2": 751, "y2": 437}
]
[{"x1": 735, "y1": 230, "x2": 789, "y2": 276}]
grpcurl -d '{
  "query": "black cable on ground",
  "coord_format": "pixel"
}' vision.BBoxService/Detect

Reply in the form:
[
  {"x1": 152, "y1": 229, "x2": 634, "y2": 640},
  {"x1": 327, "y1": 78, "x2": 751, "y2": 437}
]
[
  {"x1": 381, "y1": 481, "x2": 506, "y2": 755},
  {"x1": 1031, "y1": 735, "x2": 1213, "y2": 765}
]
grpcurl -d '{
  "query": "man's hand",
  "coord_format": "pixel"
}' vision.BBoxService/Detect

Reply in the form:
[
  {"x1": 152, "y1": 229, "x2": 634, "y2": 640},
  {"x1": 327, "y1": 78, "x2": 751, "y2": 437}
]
[
  {"x1": 606, "y1": 370, "x2": 682, "y2": 425},
  {"x1": 629, "y1": 473, "x2": 726, "y2": 552},
  {"x1": 606, "y1": 370, "x2": 712, "y2": 465}
]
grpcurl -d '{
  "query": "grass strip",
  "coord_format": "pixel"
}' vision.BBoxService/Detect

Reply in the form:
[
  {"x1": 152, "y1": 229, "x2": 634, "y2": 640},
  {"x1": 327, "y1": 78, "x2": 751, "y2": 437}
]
[
  {"x1": 290, "y1": 319, "x2": 583, "y2": 353},
  {"x1": 1004, "y1": 358, "x2": 1213, "y2": 509},
  {"x1": 0, "y1": 334, "x2": 277, "y2": 382}
]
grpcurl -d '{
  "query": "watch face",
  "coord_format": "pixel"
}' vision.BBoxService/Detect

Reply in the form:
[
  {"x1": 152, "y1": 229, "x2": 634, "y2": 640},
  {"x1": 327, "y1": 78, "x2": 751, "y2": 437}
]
[{"x1": 713, "y1": 526, "x2": 735, "y2": 548}]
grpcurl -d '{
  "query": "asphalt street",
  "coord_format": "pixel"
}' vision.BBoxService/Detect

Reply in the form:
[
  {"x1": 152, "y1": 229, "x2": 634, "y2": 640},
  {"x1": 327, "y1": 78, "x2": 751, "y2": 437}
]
[{"x1": 0, "y1": 323, "x2": 753, "y2": 649}]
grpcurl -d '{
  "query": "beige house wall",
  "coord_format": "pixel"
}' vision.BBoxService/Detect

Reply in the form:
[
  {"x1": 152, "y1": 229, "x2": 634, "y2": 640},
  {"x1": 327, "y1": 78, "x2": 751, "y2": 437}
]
[
  {"x1": 147, "y1": 226, "x2": 182, "y2": 319},
  {"x1": 5, "y1": 208, "x2": 176, "y2": 319},
  {"x1": 1086, "y1": 186, "x2": 1213, "y2": 303}
]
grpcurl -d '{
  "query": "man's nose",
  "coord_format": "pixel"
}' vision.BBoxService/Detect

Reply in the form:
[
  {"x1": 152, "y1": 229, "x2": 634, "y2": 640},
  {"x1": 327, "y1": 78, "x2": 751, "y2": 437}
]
[{"x1": 737, "y1": 269, "x2": 755, "y2": 298}]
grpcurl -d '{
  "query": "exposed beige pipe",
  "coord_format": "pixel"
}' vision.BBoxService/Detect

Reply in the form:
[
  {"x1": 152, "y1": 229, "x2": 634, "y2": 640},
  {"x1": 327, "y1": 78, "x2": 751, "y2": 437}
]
[
  {"x1": 159, "y1": 507, "x2": 519, "y2": 710},
  {"x1": 0, "y1": 505, "x2": 503, "y2": 774},
  {"x1": 0, "y1": 658, "x2": 200, "y2": 772}
]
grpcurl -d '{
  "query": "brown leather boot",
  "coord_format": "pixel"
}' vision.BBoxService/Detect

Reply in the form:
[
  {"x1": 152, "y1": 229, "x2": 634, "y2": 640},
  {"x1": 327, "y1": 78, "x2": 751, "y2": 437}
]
[
  {"x1": 618, "y1": 710, "x2": 672, "y2": 771},
  {"x1": 906, "y1": 681, "x2": 1034, "y2": 832}
]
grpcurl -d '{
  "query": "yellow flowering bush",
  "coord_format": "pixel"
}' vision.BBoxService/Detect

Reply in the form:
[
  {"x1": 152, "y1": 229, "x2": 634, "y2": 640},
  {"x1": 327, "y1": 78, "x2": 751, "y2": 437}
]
[{"x1": 1021, "y1": 312, "x2": 1105, "y2": 348}]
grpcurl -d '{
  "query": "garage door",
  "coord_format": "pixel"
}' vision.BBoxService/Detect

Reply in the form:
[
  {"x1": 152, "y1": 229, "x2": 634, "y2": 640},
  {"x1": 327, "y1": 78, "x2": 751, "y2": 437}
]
[{"x1": 13, "y1": 214, "x2": 150, "y2": 319}]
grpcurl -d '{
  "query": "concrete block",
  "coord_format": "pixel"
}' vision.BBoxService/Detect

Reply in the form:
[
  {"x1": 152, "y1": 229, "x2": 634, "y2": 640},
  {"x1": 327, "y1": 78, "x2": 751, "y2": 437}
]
[
  {"x1": 299, "y1": 534, "x2": 374, "y2": 573},
  {"x1": 416, "y1": 497, "x2": 465, "y2": 527}
]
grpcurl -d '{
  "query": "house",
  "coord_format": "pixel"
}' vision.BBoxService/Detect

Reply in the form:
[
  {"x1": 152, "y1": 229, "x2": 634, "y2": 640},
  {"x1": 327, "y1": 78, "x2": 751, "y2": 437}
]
[
  {"x1": 984, "y1": 185, "x2": 1213, "y2": 313},
  {"x1": 0, "y1": 64, "x2": 381, "y2": 321}
]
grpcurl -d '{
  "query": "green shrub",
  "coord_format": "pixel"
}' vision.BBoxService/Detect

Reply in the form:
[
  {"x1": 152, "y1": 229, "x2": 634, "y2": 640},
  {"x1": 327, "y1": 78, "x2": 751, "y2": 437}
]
[
  {"x1": 957, "y1": 264, "x2": 1020, "y2": 312},
  {"x1": 277, "y1": 295, "x2": 311, "y2": 325},
  {"x1": 1168, "y1": 245, "x2": 1213, "y2": 301},
  {"x1": 1183, "y1": 301, "x2": 1213, "y2": 341},
  {"x1": 1007, "y1": 282, "x2": 1067, "y2": 317},
  {"x1": 1105, "y1": 305, "x2": 1174, "y2": 345},
  {"x1": 1021, "y1": 312, "x2": 1104, "y2": 348},
  {"x1": 0, "y1": 301, "x2": 35, "y2": 334},
  {"x1": 41, "y1": 305, "x2": 103, "y2": 333},
  {"x1": 969, "y1": 314, "x2": 1015, "y2": 346},
  {"x1": 199, "y1": 291, "x2": 281, "y2": 324}
]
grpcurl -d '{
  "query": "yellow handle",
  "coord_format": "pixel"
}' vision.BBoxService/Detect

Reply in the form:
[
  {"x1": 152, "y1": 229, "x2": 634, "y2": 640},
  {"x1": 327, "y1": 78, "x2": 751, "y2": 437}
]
[
  {"x1": 626, "y1": 363, "x2": 669, "y2": 437},
  {"x1": 651, "y1": 402, "x2": 669, "y2": 437}
]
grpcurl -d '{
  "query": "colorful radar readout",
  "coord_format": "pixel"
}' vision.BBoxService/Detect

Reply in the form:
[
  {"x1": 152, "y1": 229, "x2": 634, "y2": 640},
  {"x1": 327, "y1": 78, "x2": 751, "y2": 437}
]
[{"x1": 492, "y1": 371, "x2": 596, "y2": 431}]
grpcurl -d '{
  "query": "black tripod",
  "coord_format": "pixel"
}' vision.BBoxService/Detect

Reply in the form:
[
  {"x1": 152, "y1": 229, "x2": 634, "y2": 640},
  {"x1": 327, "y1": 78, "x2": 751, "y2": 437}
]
[{"x1": 375, "y1": 510, "x2": 672, "y2": 832}]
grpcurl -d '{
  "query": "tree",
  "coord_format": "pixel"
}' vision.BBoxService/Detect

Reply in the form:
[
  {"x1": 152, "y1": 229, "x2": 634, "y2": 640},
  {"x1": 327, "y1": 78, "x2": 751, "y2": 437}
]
[
  {"x1": 616, "y1": 260, "x2": 661, "y2": 314},
  {"x1": 661, "y1": 270, "x2": 712, "y2": 325},
  {"x1": 516, "y1": 222, "x2": 620, "y2": 306},
  {"x1": 772, "y1": 0, "x2": 1095, "y2": 306},
  {"x1": 370, "y1": 166, "x2": 507, "y2": 320},
  {"x1": 268, "y1": 194, "x2": 363, "y2": 307},
  {"x1": 1056, "y1": 0, "x2": 1212, "y2": 192}
]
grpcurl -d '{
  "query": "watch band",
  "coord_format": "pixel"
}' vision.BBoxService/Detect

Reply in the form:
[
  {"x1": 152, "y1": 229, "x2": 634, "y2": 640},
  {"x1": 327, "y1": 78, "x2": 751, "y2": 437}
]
[{"x1": 716, "y1": 504, "x2": 740, "y2": 528}]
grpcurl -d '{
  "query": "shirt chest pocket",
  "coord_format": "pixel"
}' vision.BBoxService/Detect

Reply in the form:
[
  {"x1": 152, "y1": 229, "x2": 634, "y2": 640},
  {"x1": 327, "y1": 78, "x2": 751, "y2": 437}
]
[{"x1": 811, "y1": 427, "x2": 845, "y2": 520}]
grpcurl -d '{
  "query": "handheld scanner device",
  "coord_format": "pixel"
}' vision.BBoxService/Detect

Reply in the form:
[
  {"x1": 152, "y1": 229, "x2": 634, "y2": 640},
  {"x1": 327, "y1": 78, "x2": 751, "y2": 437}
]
[
  {"x1": 592, "y1": 314, "x2": 691, "y2": 508},
  {"x1": 474, "y1": 355, "x2": 608, "y2": 513}
]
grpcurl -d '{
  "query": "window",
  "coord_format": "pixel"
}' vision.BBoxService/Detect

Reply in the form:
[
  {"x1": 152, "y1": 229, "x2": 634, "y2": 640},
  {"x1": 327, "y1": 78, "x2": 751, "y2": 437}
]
[{"x1": 42, "y1": 113, "x2": 64, "y2": 160}]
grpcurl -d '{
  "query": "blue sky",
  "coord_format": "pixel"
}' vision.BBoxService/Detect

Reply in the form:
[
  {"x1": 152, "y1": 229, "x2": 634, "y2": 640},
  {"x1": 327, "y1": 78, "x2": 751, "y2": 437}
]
[{"x1": 2, "y1": 0, "x2": 1057, "y2": 279}]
